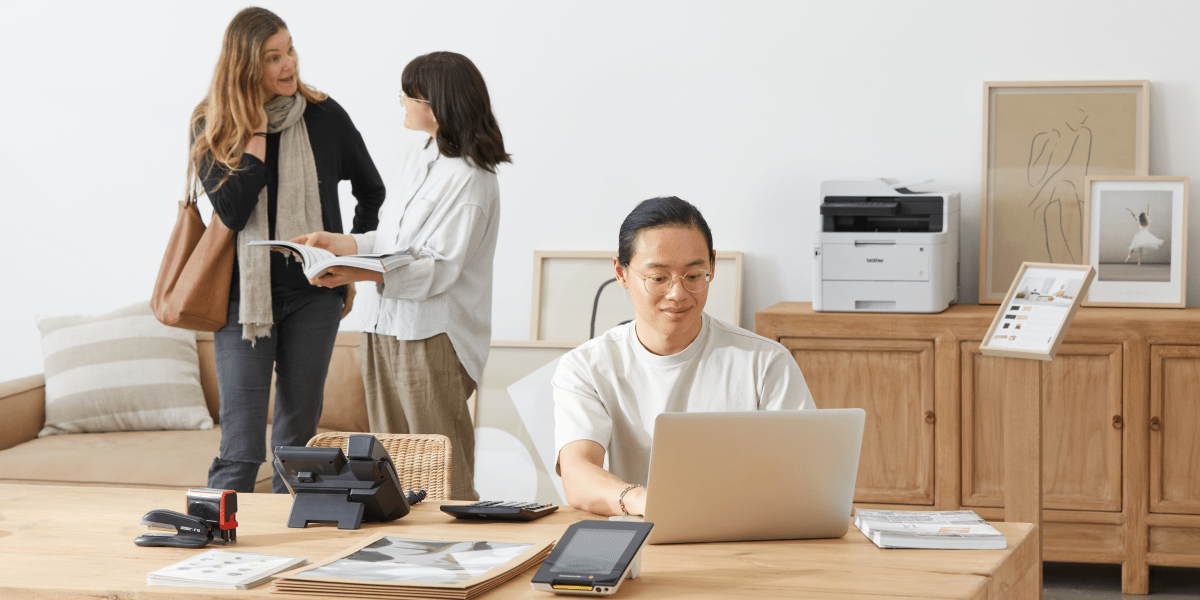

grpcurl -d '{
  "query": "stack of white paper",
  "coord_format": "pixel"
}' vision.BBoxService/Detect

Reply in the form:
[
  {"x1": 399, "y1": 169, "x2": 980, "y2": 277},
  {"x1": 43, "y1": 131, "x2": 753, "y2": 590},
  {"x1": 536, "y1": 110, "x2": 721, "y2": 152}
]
[
  {"x1": 854, "y1": 509, "x2": 1007, "y2": 550},
  {"x1": 147, "y1": 549, "x2": 307, "y2": 590}
]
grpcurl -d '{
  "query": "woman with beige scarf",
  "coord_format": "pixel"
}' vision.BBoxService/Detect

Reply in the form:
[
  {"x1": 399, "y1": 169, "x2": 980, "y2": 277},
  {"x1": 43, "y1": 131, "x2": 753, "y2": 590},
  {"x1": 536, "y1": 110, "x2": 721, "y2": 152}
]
[{"x1": 186, "y1": 7, "x2": 385, "y2": 493}]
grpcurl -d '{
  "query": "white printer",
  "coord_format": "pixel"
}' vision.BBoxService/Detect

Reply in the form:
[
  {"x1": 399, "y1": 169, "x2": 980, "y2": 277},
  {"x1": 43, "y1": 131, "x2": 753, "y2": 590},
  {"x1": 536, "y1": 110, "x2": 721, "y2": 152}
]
[{"x1": 812, "y1": 179, "x2": 959, "y2": 313}]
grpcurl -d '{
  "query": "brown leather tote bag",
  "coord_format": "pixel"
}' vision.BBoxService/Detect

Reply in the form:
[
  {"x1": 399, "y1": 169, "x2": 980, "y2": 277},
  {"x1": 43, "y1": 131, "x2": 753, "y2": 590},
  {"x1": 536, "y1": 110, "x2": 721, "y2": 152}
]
[{"x1": 151, "y1": 196, "x2": 236, "y2": 331}]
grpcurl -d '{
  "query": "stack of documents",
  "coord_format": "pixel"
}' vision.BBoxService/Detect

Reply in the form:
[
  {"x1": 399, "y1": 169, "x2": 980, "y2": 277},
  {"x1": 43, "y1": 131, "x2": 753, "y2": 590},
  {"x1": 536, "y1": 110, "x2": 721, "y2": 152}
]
[
  {"x1": 271, "y1": 533, "x2": 554, "y2": 599},
  {"x1": 147, "y1": 549, "x2": 307, "y2": 590},
  {"x1": 854, "y1": 509, "x2": 1007, "y2": 550}
]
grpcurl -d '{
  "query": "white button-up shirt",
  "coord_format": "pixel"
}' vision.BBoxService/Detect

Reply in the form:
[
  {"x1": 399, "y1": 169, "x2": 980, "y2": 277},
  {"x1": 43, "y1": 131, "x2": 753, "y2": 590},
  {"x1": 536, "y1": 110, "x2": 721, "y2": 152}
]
[{"x1": 352, "y1": 138, "x2": 500, "y2": 384}]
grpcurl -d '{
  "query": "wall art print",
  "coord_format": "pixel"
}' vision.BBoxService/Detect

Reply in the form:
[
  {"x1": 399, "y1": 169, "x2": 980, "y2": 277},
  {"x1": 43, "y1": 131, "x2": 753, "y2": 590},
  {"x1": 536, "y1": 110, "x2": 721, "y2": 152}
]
[{"x1": 980, "y1": 81, "x2": 1148, "y2": 304}]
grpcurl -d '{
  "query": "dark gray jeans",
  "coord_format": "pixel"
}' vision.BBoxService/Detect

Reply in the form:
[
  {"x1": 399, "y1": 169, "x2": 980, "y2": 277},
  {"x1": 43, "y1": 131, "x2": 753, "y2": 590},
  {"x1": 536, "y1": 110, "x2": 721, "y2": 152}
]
[{"x1": 208, "y1": 290, "x2": 342, "y2": 493}]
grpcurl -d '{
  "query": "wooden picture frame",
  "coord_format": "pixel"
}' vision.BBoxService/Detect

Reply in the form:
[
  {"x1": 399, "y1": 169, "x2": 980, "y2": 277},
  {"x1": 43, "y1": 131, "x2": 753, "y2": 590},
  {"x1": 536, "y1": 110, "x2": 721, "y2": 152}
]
[
  {"x1": 979, "y1": 262, "x2": 1095, "y2": 361},
  {"x1": 979, "y1": 80, "x2": 1149, "y2": 304},
  {"x1": 1082, "y1": 176, "x2": 1188, "y2": 308},
  {"x1": 530, "y1": 250, "x2": 743, "y2": 342}
]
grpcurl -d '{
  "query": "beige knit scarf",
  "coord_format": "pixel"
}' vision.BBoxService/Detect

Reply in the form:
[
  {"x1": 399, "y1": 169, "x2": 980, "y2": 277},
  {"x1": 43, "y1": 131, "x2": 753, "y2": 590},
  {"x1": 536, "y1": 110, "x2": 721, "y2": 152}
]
[{"x1": 237, "y1": 93, "x2": 324, "y2": 342}]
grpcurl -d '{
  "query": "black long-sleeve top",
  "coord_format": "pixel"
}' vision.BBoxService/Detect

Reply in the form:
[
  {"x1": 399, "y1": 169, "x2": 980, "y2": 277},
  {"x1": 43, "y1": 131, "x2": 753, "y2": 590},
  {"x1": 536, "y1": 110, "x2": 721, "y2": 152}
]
[{"x1": 199, "y1": 97, "x2": 385, "y2": 299}]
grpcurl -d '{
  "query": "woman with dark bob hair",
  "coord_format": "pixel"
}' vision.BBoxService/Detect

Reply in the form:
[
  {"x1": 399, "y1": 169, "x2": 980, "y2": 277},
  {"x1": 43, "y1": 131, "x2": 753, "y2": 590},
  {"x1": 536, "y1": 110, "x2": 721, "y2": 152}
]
[
  {"x1": 298, "y1": 51, "x2": 509, "y2": 499},
  {"x1": 189, "y1": 7, "x2": 385, "y2": 493}
]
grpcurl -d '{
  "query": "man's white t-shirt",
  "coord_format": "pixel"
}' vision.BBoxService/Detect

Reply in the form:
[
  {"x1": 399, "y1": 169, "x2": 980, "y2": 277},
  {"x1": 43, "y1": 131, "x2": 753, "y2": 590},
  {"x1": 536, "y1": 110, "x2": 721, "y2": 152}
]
[{"x1": 552, "y1": 313, "x2": 816, "y2": 486}]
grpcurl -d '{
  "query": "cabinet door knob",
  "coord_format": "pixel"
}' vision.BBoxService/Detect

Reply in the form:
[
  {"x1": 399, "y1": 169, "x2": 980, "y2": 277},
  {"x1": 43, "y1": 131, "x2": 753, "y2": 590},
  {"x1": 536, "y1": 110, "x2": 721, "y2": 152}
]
[
  {"x1": 1150, "y1": 416, "x2": 1162, "y2": 432},
  {"x1": 1112, "y1": 415, "x2": 1123, "y2": 430},
  {"x1": 924, "y1": 410, "x2": 936, "y2": 424}
]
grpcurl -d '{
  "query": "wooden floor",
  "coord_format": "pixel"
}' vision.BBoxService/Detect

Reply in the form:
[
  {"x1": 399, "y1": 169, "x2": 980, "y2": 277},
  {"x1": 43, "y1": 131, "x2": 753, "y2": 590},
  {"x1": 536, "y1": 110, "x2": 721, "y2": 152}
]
[{"x1": 1044, "y1": 563, "x2": 1200, "y2": 599}]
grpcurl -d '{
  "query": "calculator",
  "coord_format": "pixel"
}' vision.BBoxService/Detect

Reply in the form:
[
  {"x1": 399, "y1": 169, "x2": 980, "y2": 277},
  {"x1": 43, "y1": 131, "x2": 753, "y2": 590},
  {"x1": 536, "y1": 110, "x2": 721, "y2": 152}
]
[{"x1": 440, "y1": 500, "x2": 559, "y2": 521}]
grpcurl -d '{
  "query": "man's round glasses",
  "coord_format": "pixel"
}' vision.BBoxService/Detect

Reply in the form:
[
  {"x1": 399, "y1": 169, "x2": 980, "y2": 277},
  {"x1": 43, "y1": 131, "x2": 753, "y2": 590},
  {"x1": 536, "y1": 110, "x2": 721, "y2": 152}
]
[
  {"x1": 630, "y1": 268, "x2": 712, "y2": 296},
  {"x1": 399, "y1": 93, "x2": 430, "y2": 105}
]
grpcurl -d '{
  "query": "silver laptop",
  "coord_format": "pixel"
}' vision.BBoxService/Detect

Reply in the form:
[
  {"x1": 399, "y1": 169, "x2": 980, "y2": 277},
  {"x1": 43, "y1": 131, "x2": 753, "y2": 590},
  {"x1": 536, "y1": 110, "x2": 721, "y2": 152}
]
[{"x1": 642, "y1": 408, "x2": 865, "y2": 544}]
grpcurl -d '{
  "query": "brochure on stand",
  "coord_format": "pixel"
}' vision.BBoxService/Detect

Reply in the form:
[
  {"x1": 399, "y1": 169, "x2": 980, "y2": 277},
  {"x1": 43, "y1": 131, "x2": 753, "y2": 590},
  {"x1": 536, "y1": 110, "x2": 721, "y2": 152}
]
[
  {"x1": 978, "y1": 262, "x2": 1094, "y2": 361},
  {"x1": 853, "y1": 509, "x2": 1007, "y2": 550}
]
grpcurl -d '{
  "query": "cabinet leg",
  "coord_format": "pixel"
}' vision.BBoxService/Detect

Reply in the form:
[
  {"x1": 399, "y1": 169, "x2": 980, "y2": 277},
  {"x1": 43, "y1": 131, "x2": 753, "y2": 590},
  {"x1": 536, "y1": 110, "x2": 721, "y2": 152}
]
[
  {"x1": 1010, "y1": 561, "x2": 1041, "y2": 600},
  {"x1": 1121, "y1": 561, "x2": 1149, "y2": 595}
]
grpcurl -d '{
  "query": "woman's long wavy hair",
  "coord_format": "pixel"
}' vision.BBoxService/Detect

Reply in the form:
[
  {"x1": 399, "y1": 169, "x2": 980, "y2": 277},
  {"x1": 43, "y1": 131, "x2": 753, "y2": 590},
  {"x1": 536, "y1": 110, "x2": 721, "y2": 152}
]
[
  {"x1": 402, "y1": 52, "x2": 510, "y2": 173},
  {"x1": 186, "y1": 7, "x2": 325, "y2": 196}
]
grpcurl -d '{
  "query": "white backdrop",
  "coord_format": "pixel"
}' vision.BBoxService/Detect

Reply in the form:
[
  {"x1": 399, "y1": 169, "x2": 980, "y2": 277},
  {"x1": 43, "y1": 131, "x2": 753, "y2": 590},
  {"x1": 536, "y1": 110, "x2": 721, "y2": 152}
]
[{"x1": 3, "y1": 0, "x2": 1200, "y2": 382}]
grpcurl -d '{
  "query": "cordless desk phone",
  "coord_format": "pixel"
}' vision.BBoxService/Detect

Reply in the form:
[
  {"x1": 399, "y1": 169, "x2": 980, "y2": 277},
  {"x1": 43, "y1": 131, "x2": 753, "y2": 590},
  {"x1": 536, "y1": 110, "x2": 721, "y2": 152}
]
[{"x1": 440, "y1": 501, "x2": 558, "y2": 521}]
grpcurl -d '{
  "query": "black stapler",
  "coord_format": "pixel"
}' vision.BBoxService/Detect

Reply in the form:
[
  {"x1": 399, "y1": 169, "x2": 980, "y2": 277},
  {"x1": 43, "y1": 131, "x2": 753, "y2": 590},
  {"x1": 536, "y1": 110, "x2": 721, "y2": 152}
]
[
  {"x1": 134, "y1": 488, "x2": 238, "y2": 548},
  {"x1": 134, "y1": 509, "x2": 213, "y2": 548}
]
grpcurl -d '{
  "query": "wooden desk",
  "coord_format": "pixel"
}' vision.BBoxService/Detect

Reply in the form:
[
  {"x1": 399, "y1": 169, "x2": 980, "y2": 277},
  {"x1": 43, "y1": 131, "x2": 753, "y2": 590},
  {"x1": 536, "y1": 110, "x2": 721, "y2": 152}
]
[{"x1": 0, "y1": 485, "x2": 1036, "y2": 599}]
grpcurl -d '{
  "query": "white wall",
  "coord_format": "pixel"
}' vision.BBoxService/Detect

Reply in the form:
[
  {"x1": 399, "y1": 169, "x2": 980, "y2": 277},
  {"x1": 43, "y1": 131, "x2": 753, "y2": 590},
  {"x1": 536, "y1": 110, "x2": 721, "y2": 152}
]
[{"x1": 4, "y1": 0, "x2": 1200, "y2": 382}]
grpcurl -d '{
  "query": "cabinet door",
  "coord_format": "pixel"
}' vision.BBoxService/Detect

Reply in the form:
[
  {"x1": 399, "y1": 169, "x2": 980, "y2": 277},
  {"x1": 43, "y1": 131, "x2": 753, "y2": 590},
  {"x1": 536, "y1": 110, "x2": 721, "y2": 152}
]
[
  {"x1": 961, "y1": 342, "x2": 1122, "y2": 512},
  {"x1": 781, "y1": 338, "x2": 934, "y2": 505},
  {"x1": 1150, "y1": 345, "x2": 1200, "y2": 514}
]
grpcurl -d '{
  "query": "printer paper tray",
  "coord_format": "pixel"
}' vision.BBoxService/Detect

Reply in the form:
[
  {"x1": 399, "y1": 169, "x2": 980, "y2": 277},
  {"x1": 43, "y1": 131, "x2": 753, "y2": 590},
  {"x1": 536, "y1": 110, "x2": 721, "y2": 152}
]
[
  {"x1": 821, "y1": 243, "x2": 930, "y2": 282},
  {"x1": 817, "y1": 280, "x2": 952, "y2": 313}
]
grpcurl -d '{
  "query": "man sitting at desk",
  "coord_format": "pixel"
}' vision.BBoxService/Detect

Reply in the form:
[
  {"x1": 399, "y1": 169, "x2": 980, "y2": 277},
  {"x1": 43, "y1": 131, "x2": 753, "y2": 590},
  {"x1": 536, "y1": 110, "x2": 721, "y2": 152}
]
[{"x1": 553, "y1": 196, "x2": 816, "y2": 517}]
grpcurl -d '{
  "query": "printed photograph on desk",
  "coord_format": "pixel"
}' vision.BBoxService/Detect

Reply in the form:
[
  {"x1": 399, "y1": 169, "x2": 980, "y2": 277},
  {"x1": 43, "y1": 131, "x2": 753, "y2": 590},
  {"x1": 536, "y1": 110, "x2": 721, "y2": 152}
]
[
  {"x1": 1083, "y1": 176, "x2": 1188, "y2": 307},
  {"x1": 304, "y1": 537, "x2": 531, "y2": 583},
  {"x1": 980, "y1": 262, "x2": 1094, "y2": 361},
  {"x1": 272, "y1": 532, "x2": 554, "y2": 598}
]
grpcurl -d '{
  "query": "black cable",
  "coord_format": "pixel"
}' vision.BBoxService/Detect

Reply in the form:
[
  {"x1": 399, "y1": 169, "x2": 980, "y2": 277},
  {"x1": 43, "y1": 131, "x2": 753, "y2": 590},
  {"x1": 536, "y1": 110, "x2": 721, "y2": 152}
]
[
  {"x1": 406, "y1": 490, "x2": 427, "y2": 505},
  {"x1": 591, "y1": 278, "x2": 619, "y2": 339}
]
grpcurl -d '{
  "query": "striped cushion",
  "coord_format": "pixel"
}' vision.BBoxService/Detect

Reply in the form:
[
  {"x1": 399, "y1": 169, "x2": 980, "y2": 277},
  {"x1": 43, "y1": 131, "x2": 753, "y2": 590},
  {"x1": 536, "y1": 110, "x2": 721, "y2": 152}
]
[{"x1": 37, "y1": 301, "x2": 213, "y2": 436}]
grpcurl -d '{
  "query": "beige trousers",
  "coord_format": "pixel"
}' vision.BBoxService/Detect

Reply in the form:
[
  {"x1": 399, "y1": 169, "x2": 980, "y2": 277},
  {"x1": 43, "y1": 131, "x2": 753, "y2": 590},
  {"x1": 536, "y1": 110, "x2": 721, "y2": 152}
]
[{"x1": 360, "y1": 332, "x2": 479, "y2": 501}]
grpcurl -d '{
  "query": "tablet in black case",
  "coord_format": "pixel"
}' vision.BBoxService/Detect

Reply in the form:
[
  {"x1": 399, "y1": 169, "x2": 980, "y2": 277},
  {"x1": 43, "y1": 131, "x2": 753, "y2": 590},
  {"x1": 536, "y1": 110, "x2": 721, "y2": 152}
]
[{"x1": 530, "y1": 520, "x2": 654, "y2": 595}]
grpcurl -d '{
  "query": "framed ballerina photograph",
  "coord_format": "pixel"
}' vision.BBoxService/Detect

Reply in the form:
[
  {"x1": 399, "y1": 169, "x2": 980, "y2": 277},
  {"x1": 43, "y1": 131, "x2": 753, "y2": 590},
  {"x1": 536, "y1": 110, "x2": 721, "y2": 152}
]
[{"x1": 1083, "y1": 176, "x2": 1188, "y2": 307}]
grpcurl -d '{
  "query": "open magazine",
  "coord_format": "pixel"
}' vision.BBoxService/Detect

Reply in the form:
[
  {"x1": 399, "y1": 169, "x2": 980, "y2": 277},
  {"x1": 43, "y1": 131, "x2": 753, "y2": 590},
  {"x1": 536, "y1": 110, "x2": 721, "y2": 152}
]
[
  {"x1": 853, "y1": 509, "x2": 1007, "y2": 550},
  {"x1": 271, "y1": 534, "x2": 554, "y2": 599},
  {"x1": 248, "y1": 240, "x2": 415, "y2": 279}
]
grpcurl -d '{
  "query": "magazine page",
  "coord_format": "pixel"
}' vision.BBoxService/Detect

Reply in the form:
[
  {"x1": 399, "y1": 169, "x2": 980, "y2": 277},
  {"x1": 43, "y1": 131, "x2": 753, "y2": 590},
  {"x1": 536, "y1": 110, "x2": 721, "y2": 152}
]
[
  {"x1": 856, "y1": 509, "x2": 989, "y2": 527},
  {"x1": 275, "y1": 532, "x2": 554, "y2": 591},
  {"x1": 246, "y1": 240, "x2": 335, "y2": 270}
]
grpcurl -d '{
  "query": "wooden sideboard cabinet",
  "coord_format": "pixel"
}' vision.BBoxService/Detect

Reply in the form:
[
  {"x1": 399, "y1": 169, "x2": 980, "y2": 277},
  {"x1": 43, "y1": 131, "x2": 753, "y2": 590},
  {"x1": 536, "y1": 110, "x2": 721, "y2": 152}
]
[{"x1": 756, "y1": 302, "x2": 1200, "y2": 595}]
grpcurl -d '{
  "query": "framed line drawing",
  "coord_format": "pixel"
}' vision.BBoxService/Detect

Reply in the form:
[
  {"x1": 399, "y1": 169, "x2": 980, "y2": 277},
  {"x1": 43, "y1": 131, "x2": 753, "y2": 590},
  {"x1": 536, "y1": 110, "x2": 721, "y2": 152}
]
[
  {"x1": 980, "y1": 262, "x2": 1094, "y2": 361},
  {"x1": 980, "y1": 80, "x2": 1149, "y2": 304},
  {"x1": 1083, "y1": 176, "x2": 1188, "y2": 308},
  {"x1": 530, "y1": 250, "x2": 743, "y2": 342}
]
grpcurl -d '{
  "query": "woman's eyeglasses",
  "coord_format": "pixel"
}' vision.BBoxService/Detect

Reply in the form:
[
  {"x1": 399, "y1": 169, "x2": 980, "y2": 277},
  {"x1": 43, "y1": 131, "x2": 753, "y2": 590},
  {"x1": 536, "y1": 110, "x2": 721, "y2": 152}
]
[{"x1": 399, "y1": 93, "x2": 430, "y2": 106}]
